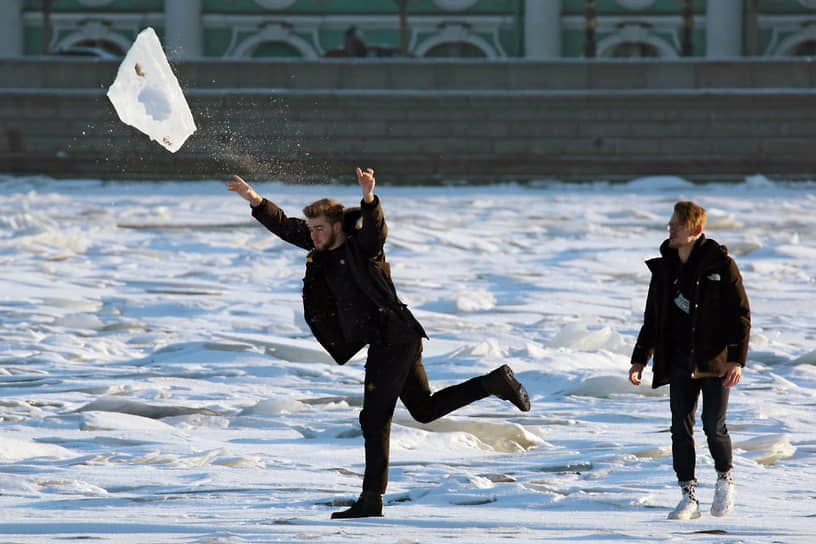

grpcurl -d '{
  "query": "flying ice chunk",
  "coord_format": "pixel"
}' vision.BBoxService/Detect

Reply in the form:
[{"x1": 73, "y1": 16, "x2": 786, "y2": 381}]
[{"x1": 106, "y1": 27, "x2": 196, "y2": 153}]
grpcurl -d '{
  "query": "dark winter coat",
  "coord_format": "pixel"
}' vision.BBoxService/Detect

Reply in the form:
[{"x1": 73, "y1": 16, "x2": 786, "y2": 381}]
[
  {"x1": 251, "y1": 195, "x2": 426, "y2": 364},
  {"x1": 630, "y1": 235, "x2": 751, "y2": 388}
]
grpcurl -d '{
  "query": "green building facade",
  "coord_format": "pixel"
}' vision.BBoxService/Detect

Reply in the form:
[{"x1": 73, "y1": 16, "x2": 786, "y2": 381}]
[{"x1": 2, "y1": 1, "x2": 816, "y2": 59}]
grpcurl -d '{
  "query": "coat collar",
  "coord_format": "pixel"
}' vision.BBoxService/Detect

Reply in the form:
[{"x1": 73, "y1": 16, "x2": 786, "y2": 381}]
[{"x1": 648, "y1": 234, "x2": 729, "y2": 273}]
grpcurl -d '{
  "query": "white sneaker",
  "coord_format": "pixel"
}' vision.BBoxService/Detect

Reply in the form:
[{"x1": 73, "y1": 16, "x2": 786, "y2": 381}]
[
  {"x1": 668, "y1": 481, "x2": 702, "y2": 520},
  {"x1": 711, "y1": 471, "x2": 735, "y2": 517}
]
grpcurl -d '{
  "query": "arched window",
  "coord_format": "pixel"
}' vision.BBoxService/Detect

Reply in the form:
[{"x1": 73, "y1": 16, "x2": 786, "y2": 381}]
[
  {"x1": 74, "y1": 39, "x2": 124, "y2": 56},
  {"x1": 423, "y1": 41, "x2": 486, "y2": 58},
  {"x1": 597, "y1": 25, "x2": 678, "y2": 58},
  {"x1": 609, "y1": 41, "x2": 660, "y2": 58},
  {"x1": 251, "y1": 40, "x2": 302, "y2": 58},
  {"x1": 56, "y1": 38, "x2": 125, "y2": 58},
  {"x1": 228, "y1": 25, "x2": 319, "y2": 58}
]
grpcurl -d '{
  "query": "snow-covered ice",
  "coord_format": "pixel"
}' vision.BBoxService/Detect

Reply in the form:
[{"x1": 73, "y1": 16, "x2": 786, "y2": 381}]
[
  {"x1": 1, "y1": 174, "x2": 815, "y2": 543},
  {"x1": 106, "y1": 27, "x2": 196, "y2": 153}
]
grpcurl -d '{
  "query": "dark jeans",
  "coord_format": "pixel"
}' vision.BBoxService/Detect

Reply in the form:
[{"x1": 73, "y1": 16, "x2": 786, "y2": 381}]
[
  {"x1": 669, "y1": 351, "x2": 733, "y2": 482},
  {"x1": 359, "y1": 336, "x2": 488, "y2": 494}
]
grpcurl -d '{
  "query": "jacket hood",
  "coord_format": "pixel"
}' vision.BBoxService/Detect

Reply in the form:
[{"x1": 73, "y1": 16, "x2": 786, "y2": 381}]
[{"x1": 342, "y1": 207, "x2": 363, "y2": 234}]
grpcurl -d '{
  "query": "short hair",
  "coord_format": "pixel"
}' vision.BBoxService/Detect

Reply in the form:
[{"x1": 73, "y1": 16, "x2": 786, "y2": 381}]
[
  {"x1": 673, "y1": 201, "x2": 706, "y2": 231},
  {"x1": 303, "y1": 198, "x2": 344, "y2": 224}
]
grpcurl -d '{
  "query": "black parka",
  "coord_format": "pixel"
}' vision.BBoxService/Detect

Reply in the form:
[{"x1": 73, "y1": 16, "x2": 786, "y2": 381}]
[
  {"x1": 630, "y1": 235, "x2": 751, "y2": 388},
  {"x1": 251, "y1": 195, "x2": 426, "y2": 364}
]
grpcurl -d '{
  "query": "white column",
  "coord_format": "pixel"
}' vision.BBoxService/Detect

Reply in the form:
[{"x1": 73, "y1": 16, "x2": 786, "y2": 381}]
[
  {"x1": 0, "y1": 0, "x2": 23, "y2": 57},
  {"x1": 706, "y1": 0, "x2": 743, "y2": 57},
  {"x1": 524, "y1": 0, "x2": 561, "y2": 58},
  {"x1": 165, "y1": 0, "x2": 203, "y2": 58}
]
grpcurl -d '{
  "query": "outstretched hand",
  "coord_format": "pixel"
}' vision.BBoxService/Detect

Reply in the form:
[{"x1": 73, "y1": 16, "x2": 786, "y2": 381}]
[
  {"x1": 356, "y1": 167, "x2": 375, "y2": 203},
  {"x1": 226, "y1": 175, "x2": 263, "y2": 207}
]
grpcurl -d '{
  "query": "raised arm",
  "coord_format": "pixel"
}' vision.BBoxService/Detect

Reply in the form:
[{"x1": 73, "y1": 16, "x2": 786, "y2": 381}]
[
  {"x1": 353, "y1": 167, "x2": 387, "y2": 257},
  {"x1": 357, "y1": 167, "x2": 375, "y2": 204},
  {"x1": 226, "y1": 175, "x2": 312, "y2": 250},
  {"x1": 227, "y1": 175, "x2": 263, "y2": 207}
]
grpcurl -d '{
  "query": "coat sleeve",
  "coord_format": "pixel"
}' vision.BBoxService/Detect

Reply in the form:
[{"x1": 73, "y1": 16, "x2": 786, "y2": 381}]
[
  {"x1": 251, "y1": 199, "x2": 313, "y2": 251},
  {"x1": 631, "y1": 272, "x2": 659, "y2": 366},
  {"x1": 723, "y1": 257, "x2": 751, "y2": 365},
  {"x1": 354, "y1": 195, "x2": 388, "y2": 258}
]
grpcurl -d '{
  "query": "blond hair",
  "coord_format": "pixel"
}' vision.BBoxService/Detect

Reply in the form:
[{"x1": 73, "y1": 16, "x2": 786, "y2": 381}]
[{"x1": 673, "y1": 201, "x2": 706, "y2": 231}]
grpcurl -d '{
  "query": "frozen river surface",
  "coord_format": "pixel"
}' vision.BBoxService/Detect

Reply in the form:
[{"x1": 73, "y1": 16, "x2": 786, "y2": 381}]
[{"x1": 1, "y1": 174, "x2": 814, "y2": 543}]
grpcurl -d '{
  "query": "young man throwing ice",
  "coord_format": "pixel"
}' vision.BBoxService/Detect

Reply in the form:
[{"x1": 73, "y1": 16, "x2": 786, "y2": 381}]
[{"x1": 227, "y1": 168, "x2": 530, "y2": 519}]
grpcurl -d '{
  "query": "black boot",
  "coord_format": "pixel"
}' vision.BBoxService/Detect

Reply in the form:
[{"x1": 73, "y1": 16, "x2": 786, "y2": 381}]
[
  {"x1": 481, "y1": 364, "x2": 531, "y2": 412},
  {"x1": 331, "y1": 491, "x2": 384, "y2": 519}
]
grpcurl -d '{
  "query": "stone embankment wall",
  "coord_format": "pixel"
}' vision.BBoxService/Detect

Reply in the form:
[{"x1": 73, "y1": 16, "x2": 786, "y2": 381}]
[{"x1": 2, "y1": 58, "x2": 815, "y2": 181}]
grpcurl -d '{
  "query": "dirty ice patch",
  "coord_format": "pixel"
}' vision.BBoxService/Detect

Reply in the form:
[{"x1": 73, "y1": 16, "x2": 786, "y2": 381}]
[
  {"x1": 107, "y1": 27, "x2": 196, "y2": 152},
  {"x1": 735, "y1": 435, "x2": 796, "y2": 465},
  {"x1": 396, "y1": 417, "x2": 543, "y2": 453}
]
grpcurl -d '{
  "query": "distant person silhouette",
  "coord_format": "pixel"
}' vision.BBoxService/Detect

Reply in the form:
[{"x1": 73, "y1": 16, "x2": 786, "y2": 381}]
[{"x1": 343, "y1": 25, "x2": 368, "y2": 57}]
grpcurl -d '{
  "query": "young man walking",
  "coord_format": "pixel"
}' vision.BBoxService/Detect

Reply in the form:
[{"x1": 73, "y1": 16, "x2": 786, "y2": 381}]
[
  {"x1": 227, "y1": 168, "x2": 530, "y2": 519},
  {"x1": 628, "y1": 201, "x2": 750, "y2": 520}
]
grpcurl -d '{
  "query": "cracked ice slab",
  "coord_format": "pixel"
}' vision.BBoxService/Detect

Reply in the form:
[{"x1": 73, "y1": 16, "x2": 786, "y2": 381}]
[{"x1": 106, "y1": 27, "x2": 196, "y2": 153}]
